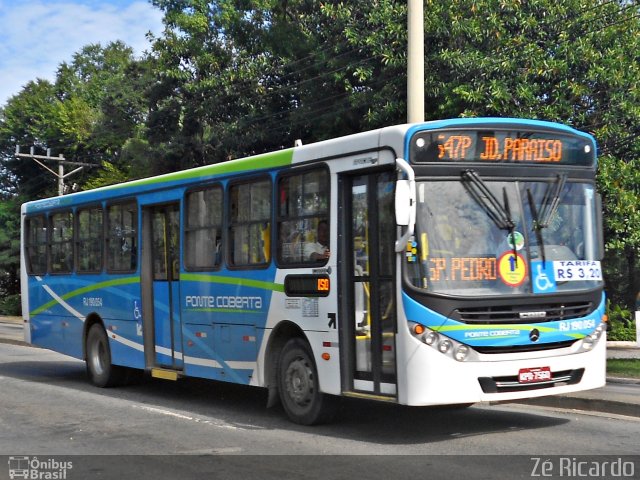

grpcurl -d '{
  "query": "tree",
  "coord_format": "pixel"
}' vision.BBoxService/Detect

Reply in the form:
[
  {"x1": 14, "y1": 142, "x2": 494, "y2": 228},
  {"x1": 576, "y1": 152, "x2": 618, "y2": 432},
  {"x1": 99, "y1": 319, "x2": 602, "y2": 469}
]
[
  {"x1": 0, "y1": 42, "x2": 156, "y2": 198},
  {"x1": 145, "y1": 0, "x2": 406, "y2": 165},
  {"x1": 53, "y1": 42, "x2": 156, "y2": 180},
  {"x1": 0, "y1": 194, "x2": 21, "y2": 315},
  {"x1": 0, "y1": 79, "x2": 61, "y2": 197},
  {"x1": 598, "y1": 155, "x2": 640, "y2": 309}
]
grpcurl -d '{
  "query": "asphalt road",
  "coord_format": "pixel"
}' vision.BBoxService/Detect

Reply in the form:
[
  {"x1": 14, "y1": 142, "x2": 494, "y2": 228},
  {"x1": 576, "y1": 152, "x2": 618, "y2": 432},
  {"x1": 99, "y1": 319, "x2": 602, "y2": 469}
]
[{"x1": 0, "y1": 342, "x2": 638, "y2": 480}]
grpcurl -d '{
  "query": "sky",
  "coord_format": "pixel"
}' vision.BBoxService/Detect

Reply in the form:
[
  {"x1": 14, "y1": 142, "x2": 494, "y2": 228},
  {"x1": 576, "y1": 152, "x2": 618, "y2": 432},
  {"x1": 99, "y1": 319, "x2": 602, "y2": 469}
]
[{"x1": 0, "y1": 0, "x2": 165, "y2": 106}]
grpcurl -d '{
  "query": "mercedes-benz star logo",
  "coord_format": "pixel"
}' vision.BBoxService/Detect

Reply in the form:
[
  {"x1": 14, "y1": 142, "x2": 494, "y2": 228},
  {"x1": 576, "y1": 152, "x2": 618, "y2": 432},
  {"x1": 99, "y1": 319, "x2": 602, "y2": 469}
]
[{"x1": 529, "y1": 328, "x2": 540, "y2": 342}]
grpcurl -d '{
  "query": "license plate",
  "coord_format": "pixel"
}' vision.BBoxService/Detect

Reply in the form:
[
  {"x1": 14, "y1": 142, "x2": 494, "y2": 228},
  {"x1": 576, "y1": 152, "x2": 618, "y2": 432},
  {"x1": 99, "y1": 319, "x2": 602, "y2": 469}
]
[{"x1": 518, "y1": 366, "x2": 552, "y2": 383}]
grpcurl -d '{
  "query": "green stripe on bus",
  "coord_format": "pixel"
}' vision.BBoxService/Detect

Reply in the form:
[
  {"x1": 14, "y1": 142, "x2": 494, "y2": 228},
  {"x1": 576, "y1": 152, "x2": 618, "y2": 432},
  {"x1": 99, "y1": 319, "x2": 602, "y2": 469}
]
[
  {"x1": 96, "y1": 149, "x2": 294, "y2": 193},
  {"x1": 30, "y1": 276, "x2": 140, "y2": 317},
  {"x1": 181, "y1": 273, "x2": 285, "y2": 293},
  {"x1": 567, "y1": 333, "x2": 587, "y2": 339},
  {"x1": 434, "y1": 324, "x2": 556, "y2": 333}
]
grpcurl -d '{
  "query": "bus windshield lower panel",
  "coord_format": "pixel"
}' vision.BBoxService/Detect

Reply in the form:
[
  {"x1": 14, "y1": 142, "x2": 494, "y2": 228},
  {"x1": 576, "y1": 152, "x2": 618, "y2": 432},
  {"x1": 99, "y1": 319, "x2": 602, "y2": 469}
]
[{"x1": 406, "y1": 178, "x2": 602, "y2": 297}]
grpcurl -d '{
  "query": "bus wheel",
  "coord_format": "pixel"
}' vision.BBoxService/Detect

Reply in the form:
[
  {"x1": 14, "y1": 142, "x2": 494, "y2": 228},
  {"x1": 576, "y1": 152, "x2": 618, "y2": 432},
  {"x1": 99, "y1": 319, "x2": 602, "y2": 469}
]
[
  {"x1": 85, "y1": 324, "x2": 124, "y2": 387},
  {"x1": 277, "y1": 338, "x2": 337, "y2": 425}
]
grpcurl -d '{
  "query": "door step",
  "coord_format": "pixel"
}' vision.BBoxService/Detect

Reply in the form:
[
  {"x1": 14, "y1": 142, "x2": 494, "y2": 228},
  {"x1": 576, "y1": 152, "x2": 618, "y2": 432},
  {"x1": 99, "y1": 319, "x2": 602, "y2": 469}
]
[
  {"x1": 343, "y1": 391, "x2": 397, "y2": 402},
  {"x1": 151, "y1": 368, "x2": 182, "y2": 381}
]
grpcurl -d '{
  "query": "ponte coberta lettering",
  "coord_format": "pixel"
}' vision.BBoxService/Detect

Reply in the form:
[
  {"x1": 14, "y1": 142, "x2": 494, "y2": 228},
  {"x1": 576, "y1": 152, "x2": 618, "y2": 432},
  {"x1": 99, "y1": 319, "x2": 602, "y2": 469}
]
[{"x1": 185, "y1": 295, "x2": 263, "y2": 310}]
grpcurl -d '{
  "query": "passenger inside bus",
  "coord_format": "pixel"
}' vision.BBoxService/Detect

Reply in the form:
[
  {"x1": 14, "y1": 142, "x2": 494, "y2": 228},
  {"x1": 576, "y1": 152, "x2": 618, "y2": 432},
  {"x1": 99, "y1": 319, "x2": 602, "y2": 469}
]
[{"x1": 304, "y1": 219, "x2": 330, "y2": 261}]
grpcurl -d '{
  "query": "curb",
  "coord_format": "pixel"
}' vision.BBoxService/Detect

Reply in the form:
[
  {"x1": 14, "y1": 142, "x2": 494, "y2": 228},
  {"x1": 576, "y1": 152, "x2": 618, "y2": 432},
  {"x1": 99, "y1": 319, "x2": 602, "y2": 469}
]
[
  {"x1": 608, "y1": 341, "x2": 639, "y2": 348},
  {"x1": 518, "y1": 396, "x2": 640, "y2": 418},
  {"x1": 607, "y1": 376, "x2": 640, "y2": 385},
  {"x1": 0, "y1": 338, "x2": 30, "y2": 347},
  {"x1": 0, "y1": 316, "x2": 23, "y2": 325}
]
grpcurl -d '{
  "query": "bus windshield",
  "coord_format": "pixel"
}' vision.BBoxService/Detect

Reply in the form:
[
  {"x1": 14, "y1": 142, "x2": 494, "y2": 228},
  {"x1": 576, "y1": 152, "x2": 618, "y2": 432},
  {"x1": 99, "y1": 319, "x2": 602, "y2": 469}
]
[{"x1": 407, "y1": 175, "x2": 602, "y2": 296}]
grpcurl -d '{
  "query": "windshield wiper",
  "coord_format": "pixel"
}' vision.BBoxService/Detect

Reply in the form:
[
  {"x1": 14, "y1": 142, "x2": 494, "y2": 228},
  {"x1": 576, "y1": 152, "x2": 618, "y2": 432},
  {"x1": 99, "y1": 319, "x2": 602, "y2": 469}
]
[
  {"x1": 461, "y1": 169, "x2": 518, "y2": 261},
  {"x1": 527, "y1": 174, "x2": 567, "y2": 265},
  {"x1": 527, "y1": 188, "x2": 546, "y2": 264},
  {"x1": 539, "y1": 174, "x2": 567, "y2": 229},
  {"x1": 462, "y1": 170, "x2": 514, "y2": 230}
]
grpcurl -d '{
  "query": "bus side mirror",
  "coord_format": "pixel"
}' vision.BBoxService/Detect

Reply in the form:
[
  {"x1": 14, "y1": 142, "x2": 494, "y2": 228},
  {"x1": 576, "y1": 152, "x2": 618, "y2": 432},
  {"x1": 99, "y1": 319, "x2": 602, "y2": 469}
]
[
  {"x1": 395, "y1": 180, "x2": 412, "y2": 226},
  {"x1": 395, "y1": 158, "x2": 416, "y2": 252}
]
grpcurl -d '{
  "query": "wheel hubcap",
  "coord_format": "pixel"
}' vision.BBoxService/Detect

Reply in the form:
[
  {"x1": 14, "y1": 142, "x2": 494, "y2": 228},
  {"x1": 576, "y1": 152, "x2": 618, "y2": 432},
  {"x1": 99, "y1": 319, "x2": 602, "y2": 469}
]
[
  {"x1": 286, "y1": 356, "x2": 314, "y2": 407},
  {"x1": 90, "y1": 337, "x2": 106, "y2": 376}
]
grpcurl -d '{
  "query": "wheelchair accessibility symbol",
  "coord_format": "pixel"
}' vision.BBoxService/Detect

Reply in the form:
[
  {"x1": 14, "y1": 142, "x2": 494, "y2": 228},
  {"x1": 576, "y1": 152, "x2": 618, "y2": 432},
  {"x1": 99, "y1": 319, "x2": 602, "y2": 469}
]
[
  {"x1": 133, "y1": 300, "x2": 143, "y2": 336},
  {"x1": 133, "y1": 300, "x2": 142, "y2": 320},
  {"x1": 531, "y1": 261, "x2": 557, "y2": 294}
]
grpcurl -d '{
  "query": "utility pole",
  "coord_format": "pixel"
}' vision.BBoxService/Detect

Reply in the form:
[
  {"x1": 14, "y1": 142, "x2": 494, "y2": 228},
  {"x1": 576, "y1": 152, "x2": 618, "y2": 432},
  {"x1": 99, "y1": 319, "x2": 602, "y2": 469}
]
[
  {"x1": 407, "y1": 0, "x2": 425, "y2": 123},
  {"x1": 15, "y1": 146, "x2": 94, "y2": 196}
]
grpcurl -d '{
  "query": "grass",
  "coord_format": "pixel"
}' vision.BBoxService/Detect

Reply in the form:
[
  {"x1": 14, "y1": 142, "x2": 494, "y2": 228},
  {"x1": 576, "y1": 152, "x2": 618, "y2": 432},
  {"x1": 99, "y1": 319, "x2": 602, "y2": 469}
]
[{"x1": 607, "y1": 359, "x2": 640, "y2": 379}]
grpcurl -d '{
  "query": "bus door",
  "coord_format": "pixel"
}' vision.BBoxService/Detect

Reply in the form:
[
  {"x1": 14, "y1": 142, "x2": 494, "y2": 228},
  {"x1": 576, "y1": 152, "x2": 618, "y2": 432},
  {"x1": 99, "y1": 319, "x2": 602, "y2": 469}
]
[
  {"x1": 340, "y1": 169, "x2": 397, "y2": 397},
  {"x1": 142, "y1": 203, "x2": 183, "y2": 370}
]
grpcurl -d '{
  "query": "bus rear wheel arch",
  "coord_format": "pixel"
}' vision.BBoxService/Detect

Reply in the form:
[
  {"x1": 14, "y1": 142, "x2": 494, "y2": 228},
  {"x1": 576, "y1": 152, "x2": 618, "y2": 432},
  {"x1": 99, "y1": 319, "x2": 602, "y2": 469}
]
[{"x1": 277, "y1": 337, "x2": 338, "y2": 425}]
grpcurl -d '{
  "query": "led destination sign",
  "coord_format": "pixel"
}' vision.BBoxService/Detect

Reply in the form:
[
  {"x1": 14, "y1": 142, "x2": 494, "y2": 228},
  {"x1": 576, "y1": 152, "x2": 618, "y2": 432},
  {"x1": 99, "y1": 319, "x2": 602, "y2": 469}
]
[
  {"x1": 418, "y1": 255, "x2": 526, "y2": 290},
  {"x1": 428, "y1": 256, "x2": 496, "y2": 282},
  {"x1": 411, "y1": 129, "x2": 595, "y2": 166},
  {"x1": 285, "y1": 274, "x2": 330, "y2": 297}
]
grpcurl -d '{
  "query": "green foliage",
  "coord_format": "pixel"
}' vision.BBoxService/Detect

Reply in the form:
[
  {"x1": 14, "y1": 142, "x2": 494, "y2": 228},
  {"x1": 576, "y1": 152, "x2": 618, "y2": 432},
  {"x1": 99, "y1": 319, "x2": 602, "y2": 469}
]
[
  {"x1": 83, "y1": 161, "x2": 130, "y2": 190},
  {"x1": 607, "y1": 303, "x2": 637, "y2": 342},
  {"x1": 0, "y1": 195, "x2": 21, "y2": 306},
  {"x1": 607, "y1": 359, "x2": 640, "y2": 379},
  {"x1": 0, "y1": 42, "x2": 154, "y2": 199},
  {"x1": 598, "y1": 154, "x2": 640, "y2": 309},
  {"x1": 599, "y1": 156, "x2": 640, "y2": 252},
  {"x1": 0, "y1": 80, "x2": 61, "y2": 197},
  {"x1": 0, "y1": 294, "x2": 21, "y2": 316}
]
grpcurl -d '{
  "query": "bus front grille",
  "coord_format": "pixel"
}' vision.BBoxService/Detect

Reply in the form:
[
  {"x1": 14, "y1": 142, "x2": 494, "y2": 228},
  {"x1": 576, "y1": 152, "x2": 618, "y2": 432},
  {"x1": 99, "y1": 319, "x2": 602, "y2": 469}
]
[
  {"x1": 454, "y1": 302, "x2": 594, "y2": 325},
  {"x1": 473, "y1": 340, "x2": 576, "y2": 354}
]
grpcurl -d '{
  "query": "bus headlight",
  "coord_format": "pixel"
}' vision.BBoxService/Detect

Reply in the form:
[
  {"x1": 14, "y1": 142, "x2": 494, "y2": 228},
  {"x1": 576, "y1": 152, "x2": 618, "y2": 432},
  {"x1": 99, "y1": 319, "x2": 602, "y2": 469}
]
[
  {"x1": 454, "y1": 345, "x2": 470, "y2": 362},
  {"x1": 438, "y1": 339, "x2": 452, "y2": 354},
  {"x1": 593, "y1": 323, "x2": 606, "y2": 339},
  {"x1": 423, "y1": 331, "x2": 438, "y2": 346},
  {"x1": 408, "y1": 322, "x2": 477, "y2": 361},
  {"x1": 580, "y1": 322, "x2": 606, "y2": 351},
  {"x1": 582, "y1": 335, "x2": 595, "y2": 350}
]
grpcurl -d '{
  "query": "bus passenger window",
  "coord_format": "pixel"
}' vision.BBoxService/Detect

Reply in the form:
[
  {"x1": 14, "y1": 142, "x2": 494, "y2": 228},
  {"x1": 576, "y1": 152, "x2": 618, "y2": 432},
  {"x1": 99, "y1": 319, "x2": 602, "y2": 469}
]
[
  {"x1": 229, "y1": 178, "x2": 272, "y2": 267},
  {"x1": 77, "y1": 207, "x2": 103, "y2": 273},
  {"x1": 50, "y1": 211, "x2": 74, "y2": 273},
  {"x1": 25, "y1": 215, "x2": 47, "y2": 275},
  {"x1": 185, "y1": 186, "x2": 223, "y2": 270},
  {"x1": 276, "y1": 168, "x2": 329, "y2": 266},
  {"x1": 106, "y1": 202, "x2": 137, "y2": 272}
]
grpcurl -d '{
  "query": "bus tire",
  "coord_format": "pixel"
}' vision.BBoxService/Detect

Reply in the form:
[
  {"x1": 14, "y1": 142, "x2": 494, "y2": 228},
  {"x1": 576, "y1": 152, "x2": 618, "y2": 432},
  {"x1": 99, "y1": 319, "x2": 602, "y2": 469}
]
[
  {"x1": 85, "y1": 323, "x2": 124, "y2": 387},
  {"x1": 277, "y1": 338, "x2": 337, "y2": 425}
]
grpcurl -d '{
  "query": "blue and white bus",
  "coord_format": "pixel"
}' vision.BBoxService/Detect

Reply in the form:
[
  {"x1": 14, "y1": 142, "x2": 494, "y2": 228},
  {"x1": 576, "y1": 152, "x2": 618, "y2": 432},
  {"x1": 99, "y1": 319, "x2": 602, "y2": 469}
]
[{"x1": 21, "y1": 118, "x2": 607, "y2": 424}]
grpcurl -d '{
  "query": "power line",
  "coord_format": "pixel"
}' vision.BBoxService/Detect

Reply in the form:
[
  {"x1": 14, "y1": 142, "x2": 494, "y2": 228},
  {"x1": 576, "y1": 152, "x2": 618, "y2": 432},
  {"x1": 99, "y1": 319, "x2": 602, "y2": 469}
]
[{"x1": 14, "y1": 146, "x2": 95, "y2": 196}]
